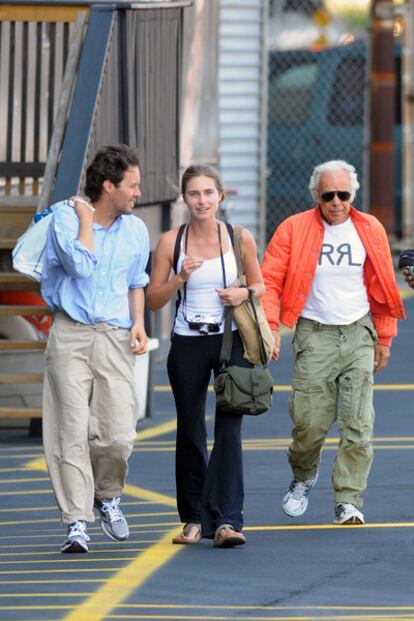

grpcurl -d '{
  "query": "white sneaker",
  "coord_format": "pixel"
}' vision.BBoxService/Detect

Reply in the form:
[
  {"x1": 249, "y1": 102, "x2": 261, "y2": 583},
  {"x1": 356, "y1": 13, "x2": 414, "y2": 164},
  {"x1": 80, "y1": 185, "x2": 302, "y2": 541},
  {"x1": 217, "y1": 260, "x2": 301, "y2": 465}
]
[
  {"x1": 61, "y1": 520, "x2": 90, "y2": 553},
  {"x1": 282, "y1": 472, "x2": 318, "y2": 517},
  {"x1": 334, "y1": 503, "x2": 365, "y2": 525}
]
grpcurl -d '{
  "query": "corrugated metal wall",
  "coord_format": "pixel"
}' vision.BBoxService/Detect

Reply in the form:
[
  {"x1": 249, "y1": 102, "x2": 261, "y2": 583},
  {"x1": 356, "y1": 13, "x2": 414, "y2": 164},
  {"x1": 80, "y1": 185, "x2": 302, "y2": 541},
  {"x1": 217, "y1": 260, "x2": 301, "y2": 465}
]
[{"x1": 218, "y1": 0, "x2": 267, "y2": 252}]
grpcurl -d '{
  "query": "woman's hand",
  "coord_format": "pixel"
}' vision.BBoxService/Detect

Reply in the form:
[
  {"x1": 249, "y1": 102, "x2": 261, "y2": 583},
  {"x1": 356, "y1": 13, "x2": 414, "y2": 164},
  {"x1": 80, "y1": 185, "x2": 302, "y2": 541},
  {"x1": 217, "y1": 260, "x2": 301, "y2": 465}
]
[
  {"x1": 215, "y1": 286, "x2": 249, "y2": 307},
  {"x1": 180, "y1": 256, "x2": 204, "y2": 282}
]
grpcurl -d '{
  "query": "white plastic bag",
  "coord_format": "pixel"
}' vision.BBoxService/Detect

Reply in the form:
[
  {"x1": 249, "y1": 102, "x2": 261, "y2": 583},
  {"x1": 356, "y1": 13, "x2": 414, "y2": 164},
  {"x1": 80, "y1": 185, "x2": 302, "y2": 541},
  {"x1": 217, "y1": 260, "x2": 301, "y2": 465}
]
[
  {"x1": 12, "y1": 204, "x2": 59, "y2": 282},
  {"x1": 12, "y1": 198, "x2": 94, "y2": 281}
]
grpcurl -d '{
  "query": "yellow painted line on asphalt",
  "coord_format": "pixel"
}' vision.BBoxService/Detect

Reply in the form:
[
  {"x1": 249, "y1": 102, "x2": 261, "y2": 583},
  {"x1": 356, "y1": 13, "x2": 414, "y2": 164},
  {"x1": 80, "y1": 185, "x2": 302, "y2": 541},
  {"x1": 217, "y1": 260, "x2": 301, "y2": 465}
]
[
  {"x1": 136, "y1": 418, "x2": 177, "y2": 441},
  {"x1": 244, "y1": 522, "x2": 414, "y2": 531},
  {"x1": 0, "y1": 546, "x2": 156, "y2": 557},
  {"x1": 0, "y1": 512, "x2": 177, "y2": 527},
  {"x1": 1, "y1": 556, "x2": 146, "y2": 566},
  {"x1": 153, "y1": 384, "x2": 176, "y2": 392},
  {"x1": 0, "y1": 613, "x2": 403, "y2": 620},
  {"x1": 65, "y1": 603, "x2": 414, "y2": 611},
  {"x1": 24, "y1": 456, "x2": 47, "y2": 471},
  {"x1": 0, "y1": 567, "x2": 120, "y2": 575},
  {"x1": 0, "y1": 488, "x2": 51, "y2": 496},
  {"x1": 0, "y1": 450, "x2": 39, "y2": 460},
  {"x1": 0, "y1": 504, "x2": 57, "y2": 513},
  {"x1": 0, "y1": 446, "x2": 43, "y2": 452},
  {"x1": 0, "y1": 579, "x2": 107, "y2": 585},
  {"x1": 375, "y1": 384, "x2": 414, "y2": 390},
  {"x1": 20, "y1": 455, "x2": 183, "y2": 621},
  {"x1": 0, "y1": 535, "x2": 159, "y2": 546},
  {"x1": 0, "y1": 467, "x2": 40, "y2": 473},
  {"x1": 0, "y1": 603, "x2": 408, "y2": 614},
  {"x1": 0, "y1": 517, "x2": 57, "y2": 526},
  {"x1": 0, "y1": 523, "x2": 176, "y2": 536},
  {"x1": 154, "y1": 384, "x2": 414, "y2": 392},
  {"x1": 123, "y1": 484, "x2": 177, "y2": 508},
  {"x1": 1, "y1": 613, "x2": 413, "y2": 620},
  {"x1": 129, "y1": 436, "x2": 414, "y2": 446},
  {"x1": 130, "y1": 442, "x2": 414, "y2": 453},
  {"x1": 71, "y1": 612, "x2": 414, "y2": 621},
  {"x1": 0, "y1": 592, "x2": 96, "y2": 597},
  {"x1": 0, "y1": 477, "x2": 49, "y2": 484},
  {"x1": 0, "y1": 502, "x2": 169, "y2": 515},
  {"x1": 400, "y1": 287, "x2": 414, "y2": 299},
  {"x1": 61, "y1": 527, "x2": 182, "y2": 621}
]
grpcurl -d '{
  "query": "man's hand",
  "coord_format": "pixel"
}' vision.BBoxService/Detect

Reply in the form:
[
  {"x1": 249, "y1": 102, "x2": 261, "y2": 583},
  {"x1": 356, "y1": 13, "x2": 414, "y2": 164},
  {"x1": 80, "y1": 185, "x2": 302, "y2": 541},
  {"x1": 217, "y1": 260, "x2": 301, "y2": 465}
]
[
  {"x1": 130, "y1": 326, "x2": 148, "y2": 355},
  {"x1": 271, "y1": 329, "x2": 281, "y2": 360},
  {"x1": 374, "y1": 343, "x2": 390, "y2": 373},
  {"x1": 70, "y1": 196, "x2": 95, "y2": 217}
]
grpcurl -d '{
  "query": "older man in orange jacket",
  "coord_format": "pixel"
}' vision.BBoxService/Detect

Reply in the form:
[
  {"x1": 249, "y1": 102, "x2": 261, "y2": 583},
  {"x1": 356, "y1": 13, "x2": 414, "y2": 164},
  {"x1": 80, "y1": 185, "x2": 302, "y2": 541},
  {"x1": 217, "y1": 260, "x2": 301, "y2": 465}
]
[{"x1": 261, "y1": 160, "x2": 405, "y2": 525}]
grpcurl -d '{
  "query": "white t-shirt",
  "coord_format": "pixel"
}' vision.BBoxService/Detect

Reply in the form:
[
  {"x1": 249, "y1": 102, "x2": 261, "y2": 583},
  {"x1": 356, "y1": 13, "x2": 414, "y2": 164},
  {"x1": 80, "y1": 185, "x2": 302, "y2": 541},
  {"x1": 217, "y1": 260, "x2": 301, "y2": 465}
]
[
  {"x1": 301, "y1": 217, "x2": 369, "y2": 325},
  {"x1": 174, "y1": 235, "x2": 238, "y2": 336}
]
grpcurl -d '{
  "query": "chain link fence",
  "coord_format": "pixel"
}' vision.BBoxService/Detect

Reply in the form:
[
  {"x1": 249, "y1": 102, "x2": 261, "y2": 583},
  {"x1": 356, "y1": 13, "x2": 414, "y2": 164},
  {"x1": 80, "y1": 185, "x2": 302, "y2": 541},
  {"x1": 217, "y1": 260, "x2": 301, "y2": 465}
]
[{"x1": 265, "y1": 0, "x2": 371, "y2": 240}]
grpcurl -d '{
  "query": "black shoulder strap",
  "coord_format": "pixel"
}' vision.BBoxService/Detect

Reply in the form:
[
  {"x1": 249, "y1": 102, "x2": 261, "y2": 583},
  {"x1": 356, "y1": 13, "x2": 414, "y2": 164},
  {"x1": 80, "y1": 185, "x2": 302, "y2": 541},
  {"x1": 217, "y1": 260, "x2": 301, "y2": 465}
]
[{"x1": 173, "y1": 224, "x2": 186, "y2": 274}]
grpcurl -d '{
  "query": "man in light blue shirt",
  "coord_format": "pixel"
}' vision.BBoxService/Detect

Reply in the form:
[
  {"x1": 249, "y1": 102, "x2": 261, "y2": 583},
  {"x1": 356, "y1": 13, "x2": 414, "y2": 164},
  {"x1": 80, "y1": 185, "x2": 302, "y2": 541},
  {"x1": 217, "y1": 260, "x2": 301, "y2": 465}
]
[{"x1": 41, "y1": 145, "x2": 150, "y2": 553}]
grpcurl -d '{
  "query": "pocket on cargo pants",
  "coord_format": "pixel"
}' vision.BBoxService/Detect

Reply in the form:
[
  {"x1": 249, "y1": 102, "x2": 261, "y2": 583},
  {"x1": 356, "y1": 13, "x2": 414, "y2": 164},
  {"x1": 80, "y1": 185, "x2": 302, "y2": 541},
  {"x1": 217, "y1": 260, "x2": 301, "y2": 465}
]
[{"x1": 337, "y1": 369, "x2": 374, "y2": 443}]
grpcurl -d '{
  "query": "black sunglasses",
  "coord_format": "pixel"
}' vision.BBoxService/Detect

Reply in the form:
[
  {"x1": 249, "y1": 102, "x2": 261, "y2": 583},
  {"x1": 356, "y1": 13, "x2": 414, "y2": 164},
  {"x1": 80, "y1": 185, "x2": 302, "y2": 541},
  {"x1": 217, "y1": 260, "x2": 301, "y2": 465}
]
[{"x1": 320, "y1": 191, "x2": 351, "y2": 202}]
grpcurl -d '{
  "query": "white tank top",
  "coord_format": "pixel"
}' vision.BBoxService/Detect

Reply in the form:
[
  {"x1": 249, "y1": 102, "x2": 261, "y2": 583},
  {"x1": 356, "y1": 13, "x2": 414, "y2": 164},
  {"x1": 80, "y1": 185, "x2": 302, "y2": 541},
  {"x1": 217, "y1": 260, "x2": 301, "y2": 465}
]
[
  {"x1": 301, "y1": 218, "x2": 369, "y2": 325},
  {"x1": 174, "y1": 232, "x2": 238, "y2": 336}
]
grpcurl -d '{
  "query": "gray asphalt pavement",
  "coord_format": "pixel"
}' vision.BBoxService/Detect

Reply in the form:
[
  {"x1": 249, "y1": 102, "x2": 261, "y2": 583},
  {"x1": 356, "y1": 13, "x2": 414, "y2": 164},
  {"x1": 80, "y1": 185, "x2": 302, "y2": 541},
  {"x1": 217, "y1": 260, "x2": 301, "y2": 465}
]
[{"x1": 1, "y1": 292, "x2": 414, "y2": 621}]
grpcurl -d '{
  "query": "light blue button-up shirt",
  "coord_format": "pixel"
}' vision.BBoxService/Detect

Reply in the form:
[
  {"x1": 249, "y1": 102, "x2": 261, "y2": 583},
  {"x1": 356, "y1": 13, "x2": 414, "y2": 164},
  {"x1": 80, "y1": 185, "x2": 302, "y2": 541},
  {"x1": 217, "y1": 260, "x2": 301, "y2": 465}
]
[{"x1": 41, "y1": 201, "x2": 150, "y2": 327}]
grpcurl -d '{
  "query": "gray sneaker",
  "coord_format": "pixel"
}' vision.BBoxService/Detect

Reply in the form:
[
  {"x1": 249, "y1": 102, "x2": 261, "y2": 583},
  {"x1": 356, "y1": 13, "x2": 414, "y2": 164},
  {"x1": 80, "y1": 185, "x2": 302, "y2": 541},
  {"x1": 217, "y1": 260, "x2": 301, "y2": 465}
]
[
  {"x1": 94, "y1": 497, "x2": 129, "y2": 541},
  {"x1": 282, "y1": 472, "x2": 319, "y2": 517},
  {"x1": 61, "y1": 520, "x2": 90, "y2": 553}
]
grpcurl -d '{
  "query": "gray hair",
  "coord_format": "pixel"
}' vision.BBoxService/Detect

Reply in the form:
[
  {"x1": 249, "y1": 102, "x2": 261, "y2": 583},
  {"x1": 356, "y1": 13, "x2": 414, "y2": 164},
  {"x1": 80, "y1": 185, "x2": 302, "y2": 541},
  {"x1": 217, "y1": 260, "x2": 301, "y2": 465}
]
[{"x1": 309, "y1": 160, "x2": 360, "y2": 202}]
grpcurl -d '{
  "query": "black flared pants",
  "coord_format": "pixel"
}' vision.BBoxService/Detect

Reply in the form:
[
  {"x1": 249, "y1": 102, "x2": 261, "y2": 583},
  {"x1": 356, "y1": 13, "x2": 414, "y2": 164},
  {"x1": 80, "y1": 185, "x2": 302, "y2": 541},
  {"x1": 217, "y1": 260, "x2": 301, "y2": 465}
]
[{"x1": 167, "y1": 330, "x2": 251, "y2": 538}]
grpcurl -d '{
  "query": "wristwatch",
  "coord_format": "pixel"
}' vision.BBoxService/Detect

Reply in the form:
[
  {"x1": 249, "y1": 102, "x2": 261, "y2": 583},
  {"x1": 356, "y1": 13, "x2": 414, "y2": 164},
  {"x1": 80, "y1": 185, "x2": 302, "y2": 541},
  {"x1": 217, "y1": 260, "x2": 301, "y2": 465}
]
[{"x1": 240, "y1": 284, "x2": 255, "y2": 297}]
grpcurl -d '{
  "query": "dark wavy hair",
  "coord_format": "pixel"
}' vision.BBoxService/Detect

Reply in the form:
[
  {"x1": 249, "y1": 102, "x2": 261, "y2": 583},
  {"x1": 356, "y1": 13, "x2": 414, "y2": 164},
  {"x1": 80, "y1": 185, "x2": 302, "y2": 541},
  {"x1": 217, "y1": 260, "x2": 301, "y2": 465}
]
[
  {"x1": 84, "y1": 144, "x2": 141, "y2": 202},
  {"x1": 181, "y1": 164, "x2": 224, "y2": 198}
]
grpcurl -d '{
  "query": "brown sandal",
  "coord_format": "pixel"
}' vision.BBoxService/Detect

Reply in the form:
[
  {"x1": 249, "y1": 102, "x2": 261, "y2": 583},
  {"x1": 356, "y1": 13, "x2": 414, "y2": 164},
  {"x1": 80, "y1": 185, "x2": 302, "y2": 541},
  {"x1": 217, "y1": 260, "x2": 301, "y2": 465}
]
[
  {"x1": 213, "y1": 524, "x2": 246, "y2": 548},
  {"x1": 172, "y1": 523, "x2": 202, "y2": 545}
]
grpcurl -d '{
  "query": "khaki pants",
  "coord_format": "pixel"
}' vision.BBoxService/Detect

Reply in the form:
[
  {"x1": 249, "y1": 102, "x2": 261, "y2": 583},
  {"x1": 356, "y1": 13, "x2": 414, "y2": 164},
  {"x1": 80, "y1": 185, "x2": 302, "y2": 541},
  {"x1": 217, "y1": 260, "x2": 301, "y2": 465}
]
[
  {"x1": 43, "y1": 312, "x2": 138, "y2": 524},
  {"x1": 288, "y1": 314, "x2": 376, "y2": 508}
]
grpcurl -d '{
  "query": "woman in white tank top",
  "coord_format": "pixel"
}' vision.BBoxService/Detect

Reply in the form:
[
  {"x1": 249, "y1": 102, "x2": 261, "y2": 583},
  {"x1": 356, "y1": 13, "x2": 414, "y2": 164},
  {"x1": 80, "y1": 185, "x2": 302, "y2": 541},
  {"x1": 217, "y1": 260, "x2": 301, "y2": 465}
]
[{"x1": 147, "y1": 165, "x2": 264, "y2": 548}]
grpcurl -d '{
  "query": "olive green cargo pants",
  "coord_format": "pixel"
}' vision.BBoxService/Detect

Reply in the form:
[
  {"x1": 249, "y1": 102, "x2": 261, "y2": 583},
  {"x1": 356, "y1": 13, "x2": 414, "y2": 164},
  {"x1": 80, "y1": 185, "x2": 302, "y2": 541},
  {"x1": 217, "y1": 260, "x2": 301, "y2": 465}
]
[{"x1": 288, "y1": 314, "x2": 377, "y2": 508}]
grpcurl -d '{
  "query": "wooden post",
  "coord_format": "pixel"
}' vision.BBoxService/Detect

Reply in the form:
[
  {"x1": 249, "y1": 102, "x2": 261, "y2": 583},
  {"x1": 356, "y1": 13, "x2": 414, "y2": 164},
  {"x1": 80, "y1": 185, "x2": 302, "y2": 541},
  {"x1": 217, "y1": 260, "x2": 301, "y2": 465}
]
[
  {"x1": 369, "y1": 0, "x2": 396, "y2": 233},
  {"x1": 402, "y1": 0, "x2": 414, "y2": 241}
]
